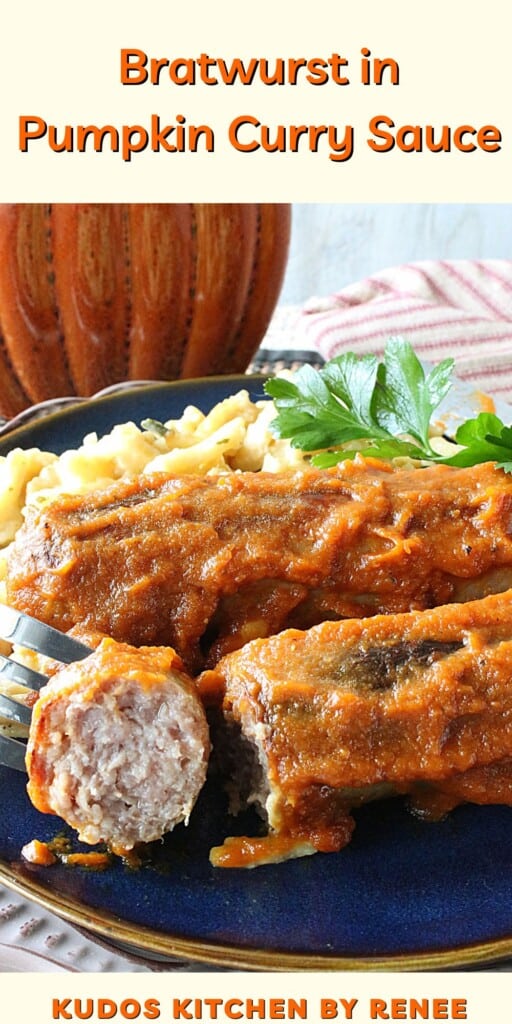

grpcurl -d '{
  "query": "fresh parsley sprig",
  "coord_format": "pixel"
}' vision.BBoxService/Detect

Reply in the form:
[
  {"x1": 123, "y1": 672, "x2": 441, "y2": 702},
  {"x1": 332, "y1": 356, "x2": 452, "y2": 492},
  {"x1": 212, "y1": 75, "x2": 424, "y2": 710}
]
[
  {"x1": 442, "y1": 414, "x2": 512, "y2": 473},
  {"x1": 263, "y1": 338, "x2": 512, "y2": 473}
]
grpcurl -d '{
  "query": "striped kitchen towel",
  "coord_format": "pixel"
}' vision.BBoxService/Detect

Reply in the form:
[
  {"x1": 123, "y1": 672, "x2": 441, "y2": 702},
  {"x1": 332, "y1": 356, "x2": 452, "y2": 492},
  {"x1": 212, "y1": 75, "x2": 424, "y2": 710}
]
[{"x1": 262, "y1": 260, "x2": 512, "y2": 400}]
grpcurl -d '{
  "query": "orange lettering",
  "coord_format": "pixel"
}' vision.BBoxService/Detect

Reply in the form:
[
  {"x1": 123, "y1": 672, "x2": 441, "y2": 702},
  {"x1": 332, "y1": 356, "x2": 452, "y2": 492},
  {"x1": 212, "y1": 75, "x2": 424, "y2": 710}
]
[
  {"x1": 52, "y1": 1001, "x2": 72, "y2": 1021},
  {"x1": 229, "y1": 114, "x2": 261, "y2": 152},
  {"x1": 451, "y1": 1000, "x2": 467, "y2": 1020},
  {"x1": 19, "y1": 115, "x2": 47, "y2": 150},
  {"x1": 321, "y1": 1000, "x2": 338, "y2": 1019},
  {"x1": 120, "y1": 48, "x2": 148, "y2": 84},
  {"x1": 98, "y1": 1001, "x2": 117, "y2": 1020},
  {"x1": 368, "y1": 114, "x2": 395, "y2": 151},
  {"x1": 225, "y1": 1002, "x2": 243, "y2": 1020},
  {"x1": 390, "y1": 1002, "x2": 407, "y2": 1020},
  {"x1": 452, "y1": 126, "x2": 477, "y2": 152},
  {"x1": 477, "y1": 124, "x2": 502, "y2": 151}
]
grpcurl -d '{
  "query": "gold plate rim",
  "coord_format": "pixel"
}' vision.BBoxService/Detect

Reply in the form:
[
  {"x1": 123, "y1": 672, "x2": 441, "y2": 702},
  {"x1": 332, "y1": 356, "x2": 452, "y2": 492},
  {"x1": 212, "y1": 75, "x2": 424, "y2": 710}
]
[{"x1": 1, "y1": 860, "x2": 512, "y2": 972}]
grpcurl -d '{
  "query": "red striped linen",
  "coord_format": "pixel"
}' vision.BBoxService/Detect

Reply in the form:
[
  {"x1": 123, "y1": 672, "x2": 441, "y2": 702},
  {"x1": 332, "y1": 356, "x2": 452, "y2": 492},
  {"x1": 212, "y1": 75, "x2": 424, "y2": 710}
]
[{"x1": 265, "y1": 260, "x2": 512, "y2": 400}]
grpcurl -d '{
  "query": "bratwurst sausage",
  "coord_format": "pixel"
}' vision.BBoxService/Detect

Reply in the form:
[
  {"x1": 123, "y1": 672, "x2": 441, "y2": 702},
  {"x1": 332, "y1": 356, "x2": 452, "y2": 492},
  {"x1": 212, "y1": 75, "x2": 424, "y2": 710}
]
[
  {"x1": 202, "y1": 589, "x2": 512, "y2": 867},
  {"x1": 8, "y1": 459, "x2": 512, "y2": 672}
]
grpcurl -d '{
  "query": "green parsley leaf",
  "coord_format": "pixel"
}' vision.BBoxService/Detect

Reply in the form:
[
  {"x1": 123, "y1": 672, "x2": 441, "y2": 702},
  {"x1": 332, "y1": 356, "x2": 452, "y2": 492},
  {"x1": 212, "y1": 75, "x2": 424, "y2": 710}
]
[
  {"x1": 264, "y1": 363, "x2": 387, "y2": 450},
  {"x1": 441, "y1": 413, "x2": 512, "y2": 470},
  {"x1": 264, "y1": 338, "x2": 512, "y2": 473},
  {"x1": 321, "y1": 352, "x2": 385, "y2": 433},
  {"x1": 372, "y1": 337, "x2": 454, "y2": 451},
  {"x1": 264, "y1": 338, "x2": 454, "y2": 460},
  {"x1": 263, "y1": 337, "x2": 512, "y2": 473}
]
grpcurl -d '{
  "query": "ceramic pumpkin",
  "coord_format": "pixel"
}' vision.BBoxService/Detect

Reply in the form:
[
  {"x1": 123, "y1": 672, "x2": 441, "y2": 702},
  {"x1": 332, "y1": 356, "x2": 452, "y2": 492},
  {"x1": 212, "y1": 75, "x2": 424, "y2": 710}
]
[{"x1": 0, "y1": 203, "x2": 291, "y2": 418}]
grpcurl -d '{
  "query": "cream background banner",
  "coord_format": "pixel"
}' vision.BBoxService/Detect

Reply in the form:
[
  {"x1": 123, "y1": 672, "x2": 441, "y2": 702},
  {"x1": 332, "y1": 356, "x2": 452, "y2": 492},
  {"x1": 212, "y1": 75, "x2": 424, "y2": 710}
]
[{"x1": 2, "y1": 0, "x2": 512, "y2": 201}]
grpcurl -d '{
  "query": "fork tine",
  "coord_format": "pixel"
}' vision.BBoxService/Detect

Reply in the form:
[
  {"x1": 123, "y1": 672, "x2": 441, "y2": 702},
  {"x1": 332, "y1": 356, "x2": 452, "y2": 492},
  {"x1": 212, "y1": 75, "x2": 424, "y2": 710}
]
[
  {"x1": 0, "y1": 604, "x2": 92, "y2": 664},
  {"x1": 0, "y1": 693, "x2": 32, "y2": 727},
  {"x1": 0, "y1": 654, "x2": 48, "y2": 691},
  {"x1": 0, "y1": 607, "x2": 93, "y2": 770},
  {"x1": 0, "y1": 733, "x2": 27, "y2": 772}
]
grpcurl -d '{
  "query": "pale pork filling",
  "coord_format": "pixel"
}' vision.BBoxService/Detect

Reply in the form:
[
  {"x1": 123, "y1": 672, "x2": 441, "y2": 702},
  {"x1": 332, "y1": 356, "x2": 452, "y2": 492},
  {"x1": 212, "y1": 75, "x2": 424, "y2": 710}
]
[{"x1": 43, "y1": 677, "x2": 208, "y2": 850}]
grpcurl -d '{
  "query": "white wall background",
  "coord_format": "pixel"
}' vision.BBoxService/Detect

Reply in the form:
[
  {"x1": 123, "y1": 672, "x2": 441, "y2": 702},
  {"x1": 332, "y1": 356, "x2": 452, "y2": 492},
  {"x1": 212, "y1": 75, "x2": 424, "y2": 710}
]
[{"x1": 280, "y1": 205, "x2": 512, "y2": 305}]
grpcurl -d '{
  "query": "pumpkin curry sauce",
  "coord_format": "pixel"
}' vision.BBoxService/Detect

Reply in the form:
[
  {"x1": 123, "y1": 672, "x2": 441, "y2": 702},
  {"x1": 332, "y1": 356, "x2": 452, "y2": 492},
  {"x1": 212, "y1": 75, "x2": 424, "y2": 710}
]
[{"x1": 6, "y1": 455, "x2": 512, "y2": 866}]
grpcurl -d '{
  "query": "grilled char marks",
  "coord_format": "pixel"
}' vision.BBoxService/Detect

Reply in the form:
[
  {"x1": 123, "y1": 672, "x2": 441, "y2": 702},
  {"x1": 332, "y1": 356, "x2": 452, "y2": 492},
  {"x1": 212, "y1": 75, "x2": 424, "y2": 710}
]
[
  {"x1": 69, "y1": 486, "x2": 164, "y2": 519},
  {"x1": 344, "y1": 639, "x2": 464, "y2": 691}
]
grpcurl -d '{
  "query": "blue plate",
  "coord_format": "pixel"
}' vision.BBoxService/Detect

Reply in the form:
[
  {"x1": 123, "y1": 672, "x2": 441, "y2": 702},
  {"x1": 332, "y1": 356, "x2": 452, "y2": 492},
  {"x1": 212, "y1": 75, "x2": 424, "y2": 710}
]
[{"x1": 0, "y1": 376, "x2": 511, "y2": 971}]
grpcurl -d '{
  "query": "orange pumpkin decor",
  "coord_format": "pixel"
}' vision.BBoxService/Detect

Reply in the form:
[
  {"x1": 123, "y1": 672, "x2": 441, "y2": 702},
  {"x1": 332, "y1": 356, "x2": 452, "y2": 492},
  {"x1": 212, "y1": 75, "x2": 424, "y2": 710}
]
[{"x1": 0, "y1": 204, "x2": 291, "y2": 419}]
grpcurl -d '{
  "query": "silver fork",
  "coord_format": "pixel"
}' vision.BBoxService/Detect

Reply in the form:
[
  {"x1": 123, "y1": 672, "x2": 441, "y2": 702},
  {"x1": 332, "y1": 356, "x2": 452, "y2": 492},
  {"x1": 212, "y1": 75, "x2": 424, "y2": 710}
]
[{"x1": 0, "y1": 605, "x2": 92, "y2": 772}]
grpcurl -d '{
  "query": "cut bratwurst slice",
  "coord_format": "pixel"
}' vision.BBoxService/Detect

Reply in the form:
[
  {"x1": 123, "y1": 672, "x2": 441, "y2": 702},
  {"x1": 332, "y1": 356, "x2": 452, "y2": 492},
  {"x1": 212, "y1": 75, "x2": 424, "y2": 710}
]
[{"x1": 26, "y1": 638, "x2": 210, "y2": 852}]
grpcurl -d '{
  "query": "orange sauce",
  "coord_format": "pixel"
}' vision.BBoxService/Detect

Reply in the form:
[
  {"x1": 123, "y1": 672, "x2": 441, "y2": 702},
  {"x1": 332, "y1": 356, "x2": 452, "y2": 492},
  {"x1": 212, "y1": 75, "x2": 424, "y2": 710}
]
[
  {"x1": 209, "y1": 833, "x2": 315, "y2": 868},
  {"x1": 21, "y1": 839, "x2": 57, "y2": 867},
  {"x1": 61, "y1": 851, "x2": 111, "y2": 870},
  {"x1": 21, "y1": 833, "x2": 112, "y2": 871}
]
